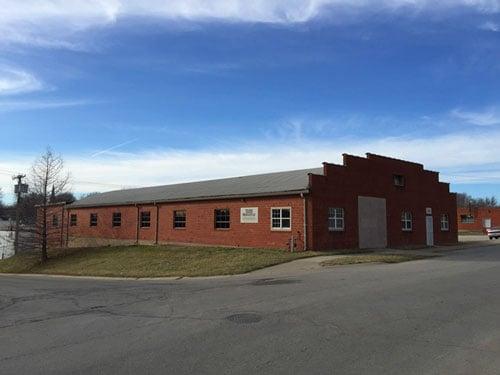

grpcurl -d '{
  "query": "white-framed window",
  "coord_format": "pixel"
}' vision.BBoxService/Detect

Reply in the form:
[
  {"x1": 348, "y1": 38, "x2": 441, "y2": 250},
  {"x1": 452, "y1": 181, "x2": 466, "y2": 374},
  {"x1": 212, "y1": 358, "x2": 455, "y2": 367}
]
[
  {"x1": 440, "y1": 214, "x2": 449, "y2": 231},
  {"x1": 393, "y1": 174, "x2": 405, "y2": 187},
  {"x1": 460, "y1": 214, "x2": 474, "y2": 224},
  {"x1": 401, "y1": 211, "x2": 412, "y2": 231},
  {"x1": 328, "y1": 207, "x2": 344, "y2": 231},
  {"x1": 271, "y1": 207, "x2": 291, "y2": 230}
]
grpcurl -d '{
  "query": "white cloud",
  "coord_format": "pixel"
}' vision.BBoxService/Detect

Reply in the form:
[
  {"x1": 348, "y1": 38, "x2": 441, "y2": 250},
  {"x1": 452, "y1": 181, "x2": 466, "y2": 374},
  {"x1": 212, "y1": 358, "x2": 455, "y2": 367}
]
[
  {"x1": 0, "y1": 67, "x2": 43, "y2": 95},
  {"x1": 450, "y1": 106, "x2": 500, "y2": 126},
  {"x1": 1, "y1": 129, "x2": 500, "y2": 203},
  {"x1": 1, "y1": 0, "x2": 500, "y2": 47},
  {"x1": 479, "y1": 20, "x2": 500, "y2": 31}
]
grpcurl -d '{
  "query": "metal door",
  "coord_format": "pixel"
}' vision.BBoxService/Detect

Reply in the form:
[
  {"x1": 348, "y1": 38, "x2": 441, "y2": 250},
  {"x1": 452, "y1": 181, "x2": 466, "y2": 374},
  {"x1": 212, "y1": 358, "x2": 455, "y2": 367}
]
[
  {"x1": 358, "y1": 196, "x2": 387, "y2": 249},
  {"x1": 426, "y1": 216, "x2": 434, "y2": 246}
]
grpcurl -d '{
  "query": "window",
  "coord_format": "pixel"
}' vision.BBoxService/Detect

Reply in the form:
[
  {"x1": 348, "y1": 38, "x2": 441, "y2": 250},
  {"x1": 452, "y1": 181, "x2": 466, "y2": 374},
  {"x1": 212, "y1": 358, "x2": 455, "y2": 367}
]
[
  {"x1": 394, "y1": 174, "x2": 405, "y2": 187},
  {"x1": 460, "y1": 214, "x2": 474, "y2": 224},
  {"x1": 140, "y1": 211, "x2": 151, "y2": 228},
  {"x1": 328, "y1": 208, "x2": 344, "y2": 231},
  {"x1": 173, "y1": 210, "x2": 186, "y2": 228},
  {"x1": 215, "y1": 209, "x2": 230, "y2": 229},
  {"x1": 401, "y1": 211, "x2": 412, "y2": 231},
  {"x1": 112, "y1": 212, "x2": 121, "y2": 227},
  {"x1": 90, "y1": 213, "x2": 98, "y2": 227},
  {"x1": 52, "y1": 214, "x2": 59, "y2": 227},
  {"x1": 70, "y1": 214, "x2": 77, "y2": 227},
  {"x1": 271, "y1": 208, "x2": 291, "y2": 230},
  {"x1": 440, "y1": 214, "x2": 449, "y2": 231}
]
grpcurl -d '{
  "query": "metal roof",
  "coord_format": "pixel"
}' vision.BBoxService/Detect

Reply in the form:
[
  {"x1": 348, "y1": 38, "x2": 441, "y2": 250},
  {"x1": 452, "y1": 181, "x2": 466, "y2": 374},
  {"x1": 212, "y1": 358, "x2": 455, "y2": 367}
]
[{"x1": 70, "y1": 167, "x2": 323, "y2": 208}]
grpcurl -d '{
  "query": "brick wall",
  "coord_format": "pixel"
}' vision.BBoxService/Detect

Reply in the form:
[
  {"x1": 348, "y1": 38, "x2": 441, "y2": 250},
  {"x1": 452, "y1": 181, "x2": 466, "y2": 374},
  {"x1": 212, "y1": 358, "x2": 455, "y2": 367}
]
[
  {"x1": 309, "y1": 153, "x2": 458, "y2": 250},
  {"x1": 41, "y1": 153, "x2": 458, "y2": 251},
  {"x1": 59, "y1": 195, "x2": 305, "y2": 250},
  {"x1": 457, "y1": 207, "x2": 500, "y2": 233}
]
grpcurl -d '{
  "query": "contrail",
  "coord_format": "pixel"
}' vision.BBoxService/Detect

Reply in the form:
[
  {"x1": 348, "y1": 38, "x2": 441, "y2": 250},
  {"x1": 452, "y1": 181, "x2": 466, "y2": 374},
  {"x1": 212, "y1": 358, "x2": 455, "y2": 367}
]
[{"x1": 90, "y1": 139, "x2": 138, "y2": 158}]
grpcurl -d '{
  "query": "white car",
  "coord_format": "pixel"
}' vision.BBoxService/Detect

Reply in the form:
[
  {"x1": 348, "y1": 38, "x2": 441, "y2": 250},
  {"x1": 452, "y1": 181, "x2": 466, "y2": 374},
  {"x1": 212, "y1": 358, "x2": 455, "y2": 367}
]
[{"x1": 486, "y1": 228, "x2": 500, "y2": 240}]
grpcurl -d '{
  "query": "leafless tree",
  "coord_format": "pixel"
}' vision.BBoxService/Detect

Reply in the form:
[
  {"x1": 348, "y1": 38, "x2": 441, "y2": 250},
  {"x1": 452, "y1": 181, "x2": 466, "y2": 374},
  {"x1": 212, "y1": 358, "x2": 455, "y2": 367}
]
[{"x1": 30, "y1": 148, "x2": 70, "y2": 262}]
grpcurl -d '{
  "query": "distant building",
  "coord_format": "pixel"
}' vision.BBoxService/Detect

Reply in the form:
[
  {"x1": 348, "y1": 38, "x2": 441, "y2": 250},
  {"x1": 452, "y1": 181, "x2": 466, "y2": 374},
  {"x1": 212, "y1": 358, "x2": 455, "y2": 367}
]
[
  {"x1": 41, "y1": 153, "x2": 458, "y2": 251},
  {"x1": 457, "y1": 206, "x2": 500, "y2": 233}
]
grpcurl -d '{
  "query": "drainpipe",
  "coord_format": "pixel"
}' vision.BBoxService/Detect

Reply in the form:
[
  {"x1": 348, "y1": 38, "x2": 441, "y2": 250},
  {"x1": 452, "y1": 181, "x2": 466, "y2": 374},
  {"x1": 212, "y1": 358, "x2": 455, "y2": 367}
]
[
  {"x1": 136, "y1": 205, "x2": 140, "y2": 245},
  {"x1": 60, "y1": 205, "x2": 64, "y2": 248},
  {"x1": 301, "y1": 193, "x2": 307, "y2": 251},
  {"x1": 66, "y1": 209, "x2": 70, "y2": 247},
  {"x1": 155, "y1": 202, "x2": 159, "y2": 245}
]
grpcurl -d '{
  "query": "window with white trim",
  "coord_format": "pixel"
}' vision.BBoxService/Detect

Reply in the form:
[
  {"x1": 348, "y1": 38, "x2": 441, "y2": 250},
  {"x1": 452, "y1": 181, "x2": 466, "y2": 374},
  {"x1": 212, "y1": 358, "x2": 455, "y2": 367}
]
[
  {"x1": 440, "y1": 214, "x2": 449, "y2": 231},
  {"x1": 173, "y1": 210, "x2": 186, "y2": 228},
  {"x1": 112, "y1": 212, "x2": 121, "y2": 227},
  {"x1": 90, "y1": 213, "x2": 98, "y2": 227},
  {"x1": 140, "y1": 211, "x2": 151, "y2": 228},
  {"x1": 271, "y1": 208, "x2": 291, "y2": 230},
  {"x1": 401, "y1": 211, "x2": 412, "y2": 231},
  {"x1": 460, "y1": 214, "x2": 474, "y2": 224},
  {"x1": 214, "y1": 209, "x2": 230, "y2": 229},
  {"x1": 328, "y1": 207, "x2": 344, "y2": 231}
]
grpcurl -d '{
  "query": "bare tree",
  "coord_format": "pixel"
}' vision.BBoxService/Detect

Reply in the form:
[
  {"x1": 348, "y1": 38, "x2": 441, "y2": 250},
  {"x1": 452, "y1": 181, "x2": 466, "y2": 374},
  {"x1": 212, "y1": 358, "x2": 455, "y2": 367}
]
[{"x1": 31, "y1": 148, "x2": 70, "y2": 262}]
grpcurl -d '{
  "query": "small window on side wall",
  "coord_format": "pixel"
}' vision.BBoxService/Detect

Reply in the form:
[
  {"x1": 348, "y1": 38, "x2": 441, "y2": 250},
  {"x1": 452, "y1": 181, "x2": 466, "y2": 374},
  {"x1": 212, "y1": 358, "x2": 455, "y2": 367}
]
[
  {"x1": 70, "y1": 214, "x2": 77, "y2": 227},
  {"x1": 112, "y1": 212, "x2": 121, "y2": 227},
  {"x1": 271, "y1": 208, "x2": 291, "y2": 230},
  {"x1": 401, "y1": 211, "x2": 412, "y2": 231},
  {"x1": 140, "y1": 211, "x2": 151, "y2": 228},
  {"x1": 328, "y1": 208, "x2": 344, "y2": 231},
  {"x1": 460, "y1": 214, "x2": 474, "y2": 224},
  {"x1": 440, "y1": 214, "x2": 449, "y2": 231},
  {"x1": 215, "y1": 209, "x2": 230, "y2": 229},
  {"x1": 173, "y1": 210, "x2": 186, "y2": 228},
  {"x1": 90, "y1": 213, "x2": 98, "y2": 227},
  {"x1": 52, "y1": 214, "x2": 59, "y2": 227},
  {"x1": 394, "y1": 174, "x2": 405, "y2": 187}
]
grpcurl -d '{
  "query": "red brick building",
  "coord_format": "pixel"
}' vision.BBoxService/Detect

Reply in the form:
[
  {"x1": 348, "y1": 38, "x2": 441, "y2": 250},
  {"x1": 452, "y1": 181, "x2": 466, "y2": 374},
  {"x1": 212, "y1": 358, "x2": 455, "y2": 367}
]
[
  {"x1": 44, "y1": 153, "x2": 458, "y2": 251},
  {"x1": 457, "y1": 206, "x2": 500, "y2": 233}
]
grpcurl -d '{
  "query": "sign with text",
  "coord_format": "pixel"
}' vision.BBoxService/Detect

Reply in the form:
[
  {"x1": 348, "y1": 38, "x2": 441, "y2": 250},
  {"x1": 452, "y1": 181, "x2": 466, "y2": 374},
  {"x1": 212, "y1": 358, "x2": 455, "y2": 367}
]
[{"x1": 240, "y1": 207, "x2": 258, "y2": 223}]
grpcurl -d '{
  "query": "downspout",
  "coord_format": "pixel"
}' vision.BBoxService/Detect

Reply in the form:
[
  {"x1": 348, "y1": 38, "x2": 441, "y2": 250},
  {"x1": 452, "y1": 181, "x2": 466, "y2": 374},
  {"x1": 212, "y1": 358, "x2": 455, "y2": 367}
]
[
  {"x1": 136, "y1": 204, "x2": 140, "y2": 245},
  {"x1": 66, "y1": 208, "x2": 70, "y2": 247},
  {"x1": 60, "y1": 205, "x2": 64, "y2": 248},
  {"x1": 155, "y1": 202, "x2": 159, "y2": 245},
  {"x1": 301, "y1": 193, "x2": 307, "y2": 251}
]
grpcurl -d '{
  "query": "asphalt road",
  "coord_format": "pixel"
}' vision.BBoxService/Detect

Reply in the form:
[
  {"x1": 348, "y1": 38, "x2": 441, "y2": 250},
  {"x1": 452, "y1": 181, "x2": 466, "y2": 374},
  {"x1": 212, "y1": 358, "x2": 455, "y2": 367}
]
[{"x1": 1, "y1": 245, "x2": 500, "y2": 375}]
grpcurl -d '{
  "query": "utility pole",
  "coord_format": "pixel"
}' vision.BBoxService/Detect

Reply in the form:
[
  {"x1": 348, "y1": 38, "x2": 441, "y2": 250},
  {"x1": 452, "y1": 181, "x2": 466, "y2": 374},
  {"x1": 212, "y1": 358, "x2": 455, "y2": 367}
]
[{"x1": 13, "y1": 174, "x2": 26, "y2": 254}]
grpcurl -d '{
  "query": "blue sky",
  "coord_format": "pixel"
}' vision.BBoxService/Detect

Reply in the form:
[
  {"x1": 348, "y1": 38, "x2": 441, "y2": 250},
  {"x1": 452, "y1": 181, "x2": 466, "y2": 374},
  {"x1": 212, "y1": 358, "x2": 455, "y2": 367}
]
[{"x1": 1, "y1": 1, "x2": 500, "y2": 203}]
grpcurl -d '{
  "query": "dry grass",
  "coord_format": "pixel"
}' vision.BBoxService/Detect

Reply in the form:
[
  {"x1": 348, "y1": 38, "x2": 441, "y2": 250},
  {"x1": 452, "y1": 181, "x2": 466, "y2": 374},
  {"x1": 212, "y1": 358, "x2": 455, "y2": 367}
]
[
  {"x1": 0, "y1": 245, "x2": 336, "y2": 278},
  {"x1": 320, "y1": 254, "x2": 432, "y2": 267}
]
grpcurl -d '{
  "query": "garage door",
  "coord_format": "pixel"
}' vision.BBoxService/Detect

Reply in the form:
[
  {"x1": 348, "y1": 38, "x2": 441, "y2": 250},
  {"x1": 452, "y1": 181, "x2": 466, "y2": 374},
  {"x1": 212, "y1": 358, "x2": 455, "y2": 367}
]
[{"x1": 358, "y1": 196, "x2": 387, "y2": 249}]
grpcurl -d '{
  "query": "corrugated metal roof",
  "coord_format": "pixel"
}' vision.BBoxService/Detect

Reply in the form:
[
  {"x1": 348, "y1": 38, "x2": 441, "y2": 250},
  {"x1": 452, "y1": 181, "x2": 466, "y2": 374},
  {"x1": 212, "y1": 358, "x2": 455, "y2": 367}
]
[{"x1": 70, "y1": 167, "x2": 323, "y2": 208}]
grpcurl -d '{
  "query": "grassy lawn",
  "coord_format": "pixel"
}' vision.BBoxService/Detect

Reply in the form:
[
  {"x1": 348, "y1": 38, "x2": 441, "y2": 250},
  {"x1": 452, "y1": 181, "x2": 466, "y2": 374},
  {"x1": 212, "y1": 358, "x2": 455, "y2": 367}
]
[
  {"x1": 0, "y1": 245, "x2": 338, "y2": 278},
  {"x1": 320, "y1": 254, "x2": 433, "y2": 267}
]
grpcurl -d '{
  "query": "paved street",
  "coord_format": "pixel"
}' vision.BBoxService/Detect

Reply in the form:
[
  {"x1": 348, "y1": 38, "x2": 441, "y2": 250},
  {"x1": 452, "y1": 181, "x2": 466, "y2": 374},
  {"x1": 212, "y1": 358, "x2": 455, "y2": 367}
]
[{"x1": 1, "y1": 245, "x2": 500, "y2": 374}]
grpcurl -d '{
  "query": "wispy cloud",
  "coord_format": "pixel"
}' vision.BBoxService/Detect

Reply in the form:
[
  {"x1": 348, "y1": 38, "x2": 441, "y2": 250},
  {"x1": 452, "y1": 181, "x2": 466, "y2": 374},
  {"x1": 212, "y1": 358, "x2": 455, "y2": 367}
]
[
  {"x1": 1, "y1": 1, "x2": 500, "y2": 48},
  {"x1": 0, "y1": 66, "x2": 43, "y2": 95},
  {"x1": 2, "y1": 128, "x2": 500, "y2": 204},
  {"x1": 479, "y1": 21, "x2": 500, "y2": 31},
  {"x1": 0, "y1": 99, "x2": 91, "y2": 112},
  {"x1": 450, "y1": 106, "x2": 500, "y2": 126}
]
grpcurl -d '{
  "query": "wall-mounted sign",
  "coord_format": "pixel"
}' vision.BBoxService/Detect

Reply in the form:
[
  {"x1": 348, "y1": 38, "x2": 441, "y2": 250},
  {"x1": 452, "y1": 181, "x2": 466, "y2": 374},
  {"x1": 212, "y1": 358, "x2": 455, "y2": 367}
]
[
  {"x1": 426, "y1": 207, "x2": 432, "y2": 215},
  {"x1": 240, "y1": 207, "x2": 258, "y2": 223}
]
